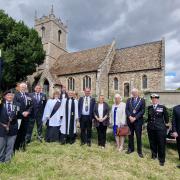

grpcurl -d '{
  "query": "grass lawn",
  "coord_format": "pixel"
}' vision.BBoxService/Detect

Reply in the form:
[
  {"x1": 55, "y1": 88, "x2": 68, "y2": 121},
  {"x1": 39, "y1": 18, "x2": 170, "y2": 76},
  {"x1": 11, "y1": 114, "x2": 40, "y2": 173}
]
[{"x1": 0, "y1": 128, "x2": 179, "y2": 180}]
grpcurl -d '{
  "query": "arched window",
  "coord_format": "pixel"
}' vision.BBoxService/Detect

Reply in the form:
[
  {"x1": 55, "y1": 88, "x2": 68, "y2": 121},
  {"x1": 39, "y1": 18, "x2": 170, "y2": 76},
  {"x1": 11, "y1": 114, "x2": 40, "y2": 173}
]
[
  {"x1": 41, "y1": 26, "x2": 45, "y2": 38},
  {"x1": 58, "y1": 30, "x2": 62, "y2": 42},
  {"x1": 68, "y1": 77, "x2": 75, "y2": 91},
  {"x1": 114, "y1": 77, "x2": 118, "y2": 90},
  {"x1": 124, "y1": 83, "x2": 130, "y2": 97},
  {"x1": 83, "y1": 76, "x2": 91, "y2": 90},
  {"x1": 142, "y1": 75, "x2": 147, "y2": 89},
  {"x1": 43, "y1": 79, "x2": 49, "y2": 96}
]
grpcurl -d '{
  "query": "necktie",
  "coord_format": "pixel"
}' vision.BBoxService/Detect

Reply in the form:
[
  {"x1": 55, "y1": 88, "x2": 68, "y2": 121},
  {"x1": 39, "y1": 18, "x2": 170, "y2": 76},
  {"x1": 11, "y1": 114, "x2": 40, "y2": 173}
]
[
  {"x1": 7, "y1": 102, "x2": 11, "y2": 114},
  {"x1": 36, "y1": 93, "x2": 40, "y2": 103},
  {"x1": 133, "y1": 98, "x2": 137, "y2": 107},
  {"x1": 85, "y1": 97, "x2": 88, "y2": 112}
]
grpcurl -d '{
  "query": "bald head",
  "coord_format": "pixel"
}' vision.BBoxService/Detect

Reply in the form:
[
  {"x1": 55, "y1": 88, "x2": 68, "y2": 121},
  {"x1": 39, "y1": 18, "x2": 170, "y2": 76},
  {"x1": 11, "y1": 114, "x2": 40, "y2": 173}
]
[
  {"x1": 19, "y1": 82, "x2": 27, "y2": 93},
  {"x1": 131, "y1": 88, "x2": 139, "y2": 97}
]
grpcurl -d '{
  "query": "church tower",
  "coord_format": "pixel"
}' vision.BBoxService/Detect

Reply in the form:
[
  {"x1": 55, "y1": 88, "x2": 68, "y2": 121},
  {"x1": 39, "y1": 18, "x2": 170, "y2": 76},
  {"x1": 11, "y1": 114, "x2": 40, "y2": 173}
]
[{"x1": 34, "y1": 5, "x2": 68, "y2": 70}]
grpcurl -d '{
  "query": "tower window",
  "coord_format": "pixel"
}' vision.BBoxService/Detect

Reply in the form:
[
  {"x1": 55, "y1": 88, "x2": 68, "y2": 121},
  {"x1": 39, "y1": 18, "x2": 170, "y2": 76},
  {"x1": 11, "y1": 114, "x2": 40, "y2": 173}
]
[
  {"x1": 58, "y1": 30, "x2": 62, "y2": 42},
  {"x1": 142, "y1": 75, "x2": 148, "y2": 89},
  {"x1": 83, "y1": 76, "x2": 91, "y2": 90},
  {"x1": 41, "y1": 26, "x2": 45, "y2": 38},
  {"x1": 114, "y1": 77, "x2": 118, "y2": 90},
  {"x1": 68, "y1": 77, "x2": 75, "y2": 91}
]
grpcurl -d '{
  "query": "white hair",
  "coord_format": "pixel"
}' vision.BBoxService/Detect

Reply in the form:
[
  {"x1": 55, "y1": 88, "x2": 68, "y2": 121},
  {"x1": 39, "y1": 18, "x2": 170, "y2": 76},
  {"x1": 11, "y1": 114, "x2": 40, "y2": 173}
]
[
  {"x1": 19, "y1": 82, "x2": 27, "y2": 88},
  {"x1": 131, "y1": 88, "x2": 138, "y2": 93},
  {"x1": 114, "y1": 93, "x2": 122, "y2": 100}
]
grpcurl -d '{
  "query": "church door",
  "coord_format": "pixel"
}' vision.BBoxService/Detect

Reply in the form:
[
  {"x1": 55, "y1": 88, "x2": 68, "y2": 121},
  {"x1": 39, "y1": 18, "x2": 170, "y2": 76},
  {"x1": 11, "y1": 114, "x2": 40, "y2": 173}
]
[
  {"x1": 124, "y1": 83, "x2": 130, "y2": 97},
  {"x1": 43, "y1": 79, "x2": 49, "y2": 96}
]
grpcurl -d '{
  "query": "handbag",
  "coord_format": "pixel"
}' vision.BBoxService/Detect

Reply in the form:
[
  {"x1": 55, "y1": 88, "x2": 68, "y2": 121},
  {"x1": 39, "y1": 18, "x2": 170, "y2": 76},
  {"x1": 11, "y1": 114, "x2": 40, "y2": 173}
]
[{"x1": 116, "y1": 125, "x2": 130, "y2": 136}]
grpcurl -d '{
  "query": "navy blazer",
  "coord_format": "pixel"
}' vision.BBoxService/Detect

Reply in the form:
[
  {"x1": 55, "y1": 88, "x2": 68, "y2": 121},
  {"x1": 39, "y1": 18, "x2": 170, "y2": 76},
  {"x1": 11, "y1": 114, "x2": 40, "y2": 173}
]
[
  {"x1": 78, "y1": 96, "x2": 96, "y2": 120},
  {"x1": 126, "y1": 97, "x2": 145, "y2": 125},
  {"x1": 172, "y1": 105, "x2": 180, "y2": 135},
  {"x1": 30, "y1": 92, "x2": 47, "y2": 118},
  {"x1": 0, "y1": 101, "x2": 20, "y2": 137},
  {"x1": 93, "y1": 102, "x2": 110, "y2": 127},
  {"x1": 14, "y1": 92, "x2": 33, "y2": 118}
]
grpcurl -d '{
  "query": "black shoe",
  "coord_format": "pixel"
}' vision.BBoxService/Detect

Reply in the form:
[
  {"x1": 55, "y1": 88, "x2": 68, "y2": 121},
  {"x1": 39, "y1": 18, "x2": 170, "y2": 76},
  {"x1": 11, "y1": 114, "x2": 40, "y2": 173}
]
[
  {"x1": 80, "y1": 142, "x2": 85, "y2": 146},
  {"x1": 126, "y1": 150, "x2": 134, "y2": 154},
  {"x1": 159, "y1": 162, "x2": 164, "y2": 166},
  {"x1": 176, "y1": 165, "x2": 180, "y2": 169},
  {"x1": 138, "y1": 153, "x2": 144, "y2": 158},
  {"x1": 87, "y1": 143, "x2": 91, "y2": 147},
  {"x1": 151, "y1": 155, "x2": 157, "y2": 160}
]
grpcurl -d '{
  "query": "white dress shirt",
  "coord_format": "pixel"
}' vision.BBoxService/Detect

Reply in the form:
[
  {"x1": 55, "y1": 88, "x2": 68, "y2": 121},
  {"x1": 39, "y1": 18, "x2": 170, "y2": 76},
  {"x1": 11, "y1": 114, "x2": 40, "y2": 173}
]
[{"x1": 98, "y1": 103, "x2": 104, "y2": 119}]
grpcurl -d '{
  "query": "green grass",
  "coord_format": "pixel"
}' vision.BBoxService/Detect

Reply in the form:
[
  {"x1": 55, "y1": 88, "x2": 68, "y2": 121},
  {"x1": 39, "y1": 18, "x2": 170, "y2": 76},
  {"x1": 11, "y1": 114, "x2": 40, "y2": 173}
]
[{"x1": 0, "y1": 128, "x2": 179, "y2": 180}]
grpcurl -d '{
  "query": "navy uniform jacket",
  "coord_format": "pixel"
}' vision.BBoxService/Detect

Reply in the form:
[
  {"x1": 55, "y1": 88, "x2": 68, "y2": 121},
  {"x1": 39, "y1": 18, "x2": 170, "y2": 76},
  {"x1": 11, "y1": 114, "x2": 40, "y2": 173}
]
[
  {"x1": 147, "y1": 104, "x2": 169, "y2": 131},
  {"x1": 14, "y1": 92, "x2": 33, "y2": 118},
  {"x1": 78, "y1": 96, "x2": 96, "y2": 120},
  {"x1": 0, "y1": 101, "x2": 21, "y2": 137},
  {"x1": 126, "y1": 97, "x2": 145, "y2": 125},
  {"x1": 30, "y1": 92, "x2": 47, "y2": 118},
  {"x1": 172, "y1": 105, "x2": 180, "y2": 135}
]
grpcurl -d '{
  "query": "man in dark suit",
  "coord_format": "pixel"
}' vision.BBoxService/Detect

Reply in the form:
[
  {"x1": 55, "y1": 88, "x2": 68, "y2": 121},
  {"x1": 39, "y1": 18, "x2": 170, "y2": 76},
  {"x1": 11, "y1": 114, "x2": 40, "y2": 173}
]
[
  {"x1": 172, "y1": 104, "x2": 180, "y2": 168},
  {"x1": 26, "y1": 85, "x2": 47, "y2": 143},
  {"x1": 14, "y1": 82, "x2": 33, "y2": 151},
  {"x1": 0, "y1": 90, "x2": 20, "y2": 162},
  {"x1": 147, "y1": 94, "x2": 169, "y2": 166},
  {"x1": 78, "y1": 88, "x2": 95, "y2": 146},
  {"x1": 126, "y1": 88, "x2": 145, "y2": 158}
]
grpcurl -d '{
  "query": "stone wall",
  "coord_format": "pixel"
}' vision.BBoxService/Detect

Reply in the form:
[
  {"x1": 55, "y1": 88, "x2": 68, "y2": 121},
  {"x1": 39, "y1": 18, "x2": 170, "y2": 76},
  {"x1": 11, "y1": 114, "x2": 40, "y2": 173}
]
[
  {"x1": 109, "y1": 69, "x2": 163, "y2": 99},
  {"x1": 144, "y1": 90, "x2": 180, "y2": 108},
  {"x1": 58, "y1": 72, "x2": 97, "y2": 97}
]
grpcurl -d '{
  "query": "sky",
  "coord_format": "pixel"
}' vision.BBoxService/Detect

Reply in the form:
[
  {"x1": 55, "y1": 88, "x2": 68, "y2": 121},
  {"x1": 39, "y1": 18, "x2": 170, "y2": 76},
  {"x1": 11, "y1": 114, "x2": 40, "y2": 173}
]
[{"x1": 0, "y1": 0, "x2": 180, "y2": 89}]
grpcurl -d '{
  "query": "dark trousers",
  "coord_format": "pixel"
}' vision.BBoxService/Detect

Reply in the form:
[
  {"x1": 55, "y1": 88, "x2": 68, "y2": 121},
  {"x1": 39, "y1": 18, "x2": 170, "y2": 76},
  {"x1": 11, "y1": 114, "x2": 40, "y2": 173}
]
[
  {"x1": 80, "y1": 115, "x2": 92, "y2": 144},
  {"x1": 176, "y1": 136, "x2": 180, "y2": 160},
  {"x1": 96, "y1": 123, "x2": 107, "y2": 147},
  {"x1": 26, "y1": 112, "x2": 43, "y2": 142},
  {"x1": 60, "y1": 134, "x2": 76, "y2": 144},
  {"x1": 147, "y1": 128, "x2": 166, "y2": 163},
  {"x1": 128, "y1": 122, "x2": 142, "y2": 154},
  {"x1": 14, "y1": 117, "x2": 29, "y2": 150}
]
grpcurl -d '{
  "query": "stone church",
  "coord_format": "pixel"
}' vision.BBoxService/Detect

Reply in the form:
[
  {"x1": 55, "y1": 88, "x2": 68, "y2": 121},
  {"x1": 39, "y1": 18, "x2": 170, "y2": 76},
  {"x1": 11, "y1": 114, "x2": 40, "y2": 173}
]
[{"x1": 28, "y1": 7, "x2": 165, "y2": 99}]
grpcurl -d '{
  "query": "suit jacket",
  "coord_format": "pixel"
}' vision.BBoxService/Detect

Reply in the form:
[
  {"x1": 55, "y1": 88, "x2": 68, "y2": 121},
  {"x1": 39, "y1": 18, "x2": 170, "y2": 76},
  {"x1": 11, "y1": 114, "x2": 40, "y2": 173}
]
[
  {"x1": 14, "y1": 92, "x2": 33, "y2": 118},
  {"x1": 126, "y1": 97, "x2": 145, "y2": 125},
  {"x1": 147, "y1": 104, "x2": 169, "y2": 131},
  {"x1": 172, "y1": 105, "x2": 180, "y2": 135},
  {"x1": 0, "y1": 101, "x2": 20, "y2": 137},
  {"x1": 93, "y1": 102, "x2": 110, "y2": 127},
  {"x1": 78, "y1": 96, "x2": 96, "y2": 120},
  {"x1": 30, "y1": 92, "x2": 47, "y2": 118}
]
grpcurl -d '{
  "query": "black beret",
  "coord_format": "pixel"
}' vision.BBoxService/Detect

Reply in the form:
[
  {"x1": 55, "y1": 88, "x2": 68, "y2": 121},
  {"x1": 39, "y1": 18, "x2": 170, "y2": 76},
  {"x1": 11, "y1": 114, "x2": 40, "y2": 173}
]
[{"x1": 3, "y1": 90, "x2": 13, "y2": 96}]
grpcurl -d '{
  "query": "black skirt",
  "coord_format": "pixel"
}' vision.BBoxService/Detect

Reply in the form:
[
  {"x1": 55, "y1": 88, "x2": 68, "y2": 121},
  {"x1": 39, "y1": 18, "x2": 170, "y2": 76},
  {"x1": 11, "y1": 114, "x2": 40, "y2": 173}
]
[{"x1": 45, "y1": 126, "x2": 60, "y2": 142}]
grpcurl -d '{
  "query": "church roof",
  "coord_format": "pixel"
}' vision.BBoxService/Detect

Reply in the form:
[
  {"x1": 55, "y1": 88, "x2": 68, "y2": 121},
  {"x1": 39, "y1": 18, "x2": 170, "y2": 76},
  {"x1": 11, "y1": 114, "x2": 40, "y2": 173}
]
[
  {"x1": 109, "y1": 40, "x2": 163, "y2": 74},
  {"x1": 50, "y1": 44, "x2": 111, "y2": 76}
]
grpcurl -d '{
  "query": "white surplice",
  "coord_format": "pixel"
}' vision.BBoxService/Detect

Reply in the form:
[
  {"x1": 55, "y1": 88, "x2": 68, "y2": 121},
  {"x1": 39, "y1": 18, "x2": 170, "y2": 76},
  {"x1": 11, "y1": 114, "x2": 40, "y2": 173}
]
[
  {"x1": 42, "y1": 98, "x2": 65, "y2": 127},
  {"x1": 60, "y1": 98, "x2": 79, "y2": 135}
]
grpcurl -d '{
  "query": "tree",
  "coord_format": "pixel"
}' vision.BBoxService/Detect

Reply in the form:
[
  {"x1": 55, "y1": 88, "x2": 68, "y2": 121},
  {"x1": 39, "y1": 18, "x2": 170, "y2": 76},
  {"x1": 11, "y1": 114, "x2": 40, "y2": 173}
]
[
  {"x1": 0, "y1": 10, "x2": 45, "y2": 90},
  {"x1": 176, "y1": 87, "x2": 180, "y2": 90}
]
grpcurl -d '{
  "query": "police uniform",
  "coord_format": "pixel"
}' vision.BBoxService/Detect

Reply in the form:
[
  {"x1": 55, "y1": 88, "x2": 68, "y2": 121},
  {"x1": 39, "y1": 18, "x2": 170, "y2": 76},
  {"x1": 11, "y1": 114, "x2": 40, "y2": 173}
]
[{"x1": 147, "y1": 94, "x2": 169, "y2": 166}]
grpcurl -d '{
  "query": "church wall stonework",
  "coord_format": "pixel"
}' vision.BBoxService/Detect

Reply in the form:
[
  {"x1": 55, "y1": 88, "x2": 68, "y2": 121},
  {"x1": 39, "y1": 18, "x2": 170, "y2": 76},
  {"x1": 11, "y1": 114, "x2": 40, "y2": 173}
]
[
  {"x1": 58, "y1": 72, "x2": 97, "y2": 97},
  {"x1": 109, "y1": 69, "x2": 163, "y2": 99}
]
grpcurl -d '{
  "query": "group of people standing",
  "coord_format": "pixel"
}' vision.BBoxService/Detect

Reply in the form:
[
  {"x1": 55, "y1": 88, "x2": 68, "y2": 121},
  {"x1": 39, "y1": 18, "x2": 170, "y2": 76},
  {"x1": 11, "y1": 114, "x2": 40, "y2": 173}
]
[{"x1": 0, "y1": 82, "x2": 180, "y2": 168}]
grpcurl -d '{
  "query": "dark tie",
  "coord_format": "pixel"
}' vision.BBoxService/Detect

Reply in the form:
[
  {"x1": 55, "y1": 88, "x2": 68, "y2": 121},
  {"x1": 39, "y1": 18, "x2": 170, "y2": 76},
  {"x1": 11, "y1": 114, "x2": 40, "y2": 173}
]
[
  {"x1": 36, "y1": 93, "x2": 40, "y2": 103},
  {"x1": 7, "y1": 103, "x2": 11, "y2": 114},
  {"x1": 22, "y1": 93, "x2": 26, "y2": 104},
  {"x1": 85, "y1": 97, "x2": 88, "y2": 112},
  {"x1": 133, "y1": 98, "x2": 137, "y2": 107}
]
